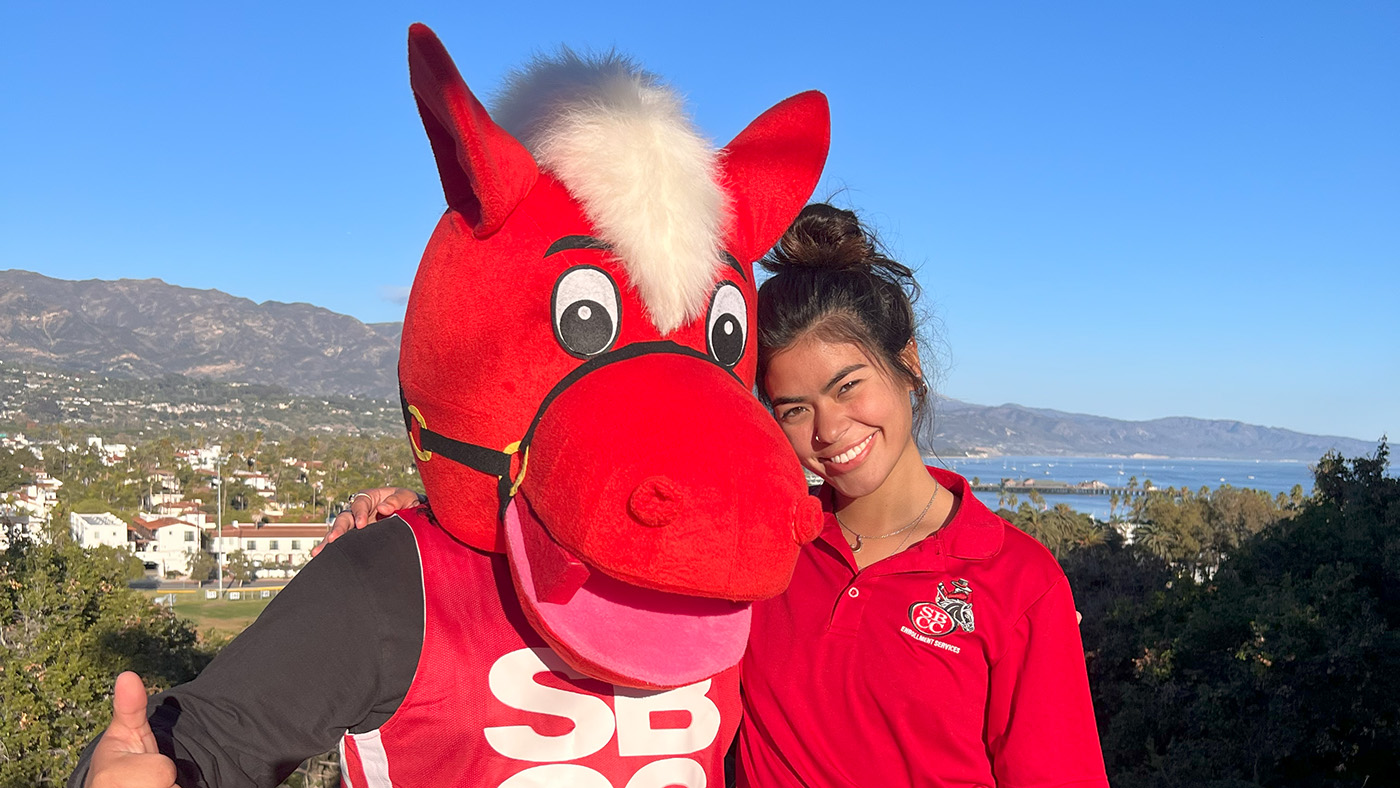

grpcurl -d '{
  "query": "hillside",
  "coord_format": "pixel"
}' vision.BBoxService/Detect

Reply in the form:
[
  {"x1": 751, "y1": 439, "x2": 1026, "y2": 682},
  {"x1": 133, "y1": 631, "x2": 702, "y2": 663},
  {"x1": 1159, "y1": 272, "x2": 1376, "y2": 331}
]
[
  {"x1": 0, "y1": 270, "x2": 399, "y2": 399},
  {"x1": 924, "y1": 398, "x2": 1375, "y2": 461}
]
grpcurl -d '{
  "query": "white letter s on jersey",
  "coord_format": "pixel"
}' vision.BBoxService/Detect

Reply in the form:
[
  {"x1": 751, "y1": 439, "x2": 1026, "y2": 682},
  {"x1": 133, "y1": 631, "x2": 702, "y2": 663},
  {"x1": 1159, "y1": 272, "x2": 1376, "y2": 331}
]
[{"x1": 485, "y1": 648, "x2": 616, "y2": 762}]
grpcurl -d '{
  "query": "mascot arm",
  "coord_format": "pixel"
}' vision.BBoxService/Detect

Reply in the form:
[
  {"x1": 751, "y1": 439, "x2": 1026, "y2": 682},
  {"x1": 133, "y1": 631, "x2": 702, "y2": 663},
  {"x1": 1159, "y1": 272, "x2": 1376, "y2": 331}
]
[{"x1": 70, "y1": 523, "x2": 424, "y2": 788}]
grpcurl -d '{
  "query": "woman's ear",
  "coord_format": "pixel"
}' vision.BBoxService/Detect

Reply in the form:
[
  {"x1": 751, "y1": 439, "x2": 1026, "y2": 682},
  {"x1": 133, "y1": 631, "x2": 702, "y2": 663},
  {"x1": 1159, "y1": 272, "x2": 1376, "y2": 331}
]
[{"x1": 900, "y1": 339, "x2": 924, "y2": 391}]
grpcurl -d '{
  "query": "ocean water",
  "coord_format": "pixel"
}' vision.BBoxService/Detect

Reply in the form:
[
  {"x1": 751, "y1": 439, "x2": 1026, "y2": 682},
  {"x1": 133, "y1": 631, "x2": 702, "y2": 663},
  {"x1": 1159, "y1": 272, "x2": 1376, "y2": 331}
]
[{"x1": 931, "y1": 455, "x2": 1317, "y2": 521}]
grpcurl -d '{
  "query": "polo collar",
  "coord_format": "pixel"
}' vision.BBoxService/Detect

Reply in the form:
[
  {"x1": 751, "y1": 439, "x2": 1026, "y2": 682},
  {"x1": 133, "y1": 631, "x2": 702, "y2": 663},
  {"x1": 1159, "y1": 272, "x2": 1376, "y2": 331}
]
[
  {"x1": 927, "y1": 466, "x2": 1005, "y2": 560},
  {"x1": 815, "y1": 465, "x2": 1004, "y2": 566}
]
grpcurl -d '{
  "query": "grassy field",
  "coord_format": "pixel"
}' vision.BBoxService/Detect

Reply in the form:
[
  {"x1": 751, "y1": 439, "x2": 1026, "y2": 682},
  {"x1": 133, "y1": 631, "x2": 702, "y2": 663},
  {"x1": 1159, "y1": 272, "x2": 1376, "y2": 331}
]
[{"x1": 141, "y1": 588, "x2": 281, "y2": 639}]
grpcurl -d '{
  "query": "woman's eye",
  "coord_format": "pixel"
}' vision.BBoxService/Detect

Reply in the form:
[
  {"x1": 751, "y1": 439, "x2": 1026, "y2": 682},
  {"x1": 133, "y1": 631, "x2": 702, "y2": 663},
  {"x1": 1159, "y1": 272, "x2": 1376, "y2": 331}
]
[{"x1": 839, "y1": 379, "x2": 861, "y2": 395}]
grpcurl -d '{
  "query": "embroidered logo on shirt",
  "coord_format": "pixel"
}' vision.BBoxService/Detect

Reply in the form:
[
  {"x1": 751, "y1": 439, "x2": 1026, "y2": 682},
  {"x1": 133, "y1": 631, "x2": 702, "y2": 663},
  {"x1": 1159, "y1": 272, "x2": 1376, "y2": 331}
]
[{"x1": 908, "y1": 579, "x2": 976, "y2": 638}]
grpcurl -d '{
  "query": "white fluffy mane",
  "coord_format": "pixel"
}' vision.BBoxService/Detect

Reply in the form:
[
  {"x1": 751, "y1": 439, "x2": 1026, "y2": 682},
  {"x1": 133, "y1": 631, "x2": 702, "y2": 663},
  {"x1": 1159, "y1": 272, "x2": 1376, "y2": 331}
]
[{"x1": 492, "y1": 49, "x2": 727, "y2": 335}]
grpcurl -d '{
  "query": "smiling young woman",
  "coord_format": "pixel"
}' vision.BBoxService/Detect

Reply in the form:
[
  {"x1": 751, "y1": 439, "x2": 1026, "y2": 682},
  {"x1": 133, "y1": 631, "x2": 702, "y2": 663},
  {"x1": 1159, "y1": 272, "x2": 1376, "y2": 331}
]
[{"x1": 736, "y1": 203, "x2": 1107, "y2": 787}]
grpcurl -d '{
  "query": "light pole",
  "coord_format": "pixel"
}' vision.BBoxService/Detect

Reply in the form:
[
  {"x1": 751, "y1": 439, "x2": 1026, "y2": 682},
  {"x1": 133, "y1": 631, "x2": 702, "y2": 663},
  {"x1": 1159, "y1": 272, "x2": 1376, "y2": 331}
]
[{"x1": 216, "y1": 454, "x2": 227, "y2": 596}]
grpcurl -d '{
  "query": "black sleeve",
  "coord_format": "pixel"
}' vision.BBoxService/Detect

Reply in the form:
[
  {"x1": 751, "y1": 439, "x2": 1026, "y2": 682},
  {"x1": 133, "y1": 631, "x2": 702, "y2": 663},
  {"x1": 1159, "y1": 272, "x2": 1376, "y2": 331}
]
[{"x1": 68, "y1": 517, "x2": 424, "y2": 788}]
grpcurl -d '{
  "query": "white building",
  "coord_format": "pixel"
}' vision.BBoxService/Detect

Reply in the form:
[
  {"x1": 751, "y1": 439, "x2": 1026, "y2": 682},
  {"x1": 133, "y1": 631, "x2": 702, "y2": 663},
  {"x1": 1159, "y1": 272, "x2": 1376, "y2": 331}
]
[
  {"x1": 232, "y1": 469, "x2": 277, "y2": 497},
  {"x1": 175, "y1": 445, "x2": 224, "y2": 473},
  {"x1": 150, "y1": 500, "x2": 209, "y2": 528},
  {"x1": 85, "y1": 436, "x2": 130, "y2": 466},
  {"x1": 69, "y1": 512, "x2": 129, "y2": 550},
  {"x1": 209, "y1": 521, "x2": 328, "y2": 576},
  {"x1": 134, "y1": 516, "x2": 204, "y2": 575},
  {"x1": 144, "y1": 491, "x2": 185, "y2": 507},
  {"x1": 0, "y1": 513, "x2": 47, "y2": 549},
  {"x1": 7, "y1": 473, "x2": 63, "y2": 524}
]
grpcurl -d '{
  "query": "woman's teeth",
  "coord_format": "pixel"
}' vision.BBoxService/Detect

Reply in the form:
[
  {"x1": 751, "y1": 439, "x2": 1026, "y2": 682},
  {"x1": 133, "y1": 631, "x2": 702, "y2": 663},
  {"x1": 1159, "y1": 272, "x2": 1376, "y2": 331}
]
[{"x1": 830, "y1": 434, "x2": 873, "y2": 464}]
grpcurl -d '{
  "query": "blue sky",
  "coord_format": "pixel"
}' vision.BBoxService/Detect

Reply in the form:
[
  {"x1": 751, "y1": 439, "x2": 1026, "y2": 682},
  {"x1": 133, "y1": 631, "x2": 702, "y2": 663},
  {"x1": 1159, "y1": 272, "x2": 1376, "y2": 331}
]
[{"x1": 2, "y1": 2, "x2": 1396, "y2": 443}]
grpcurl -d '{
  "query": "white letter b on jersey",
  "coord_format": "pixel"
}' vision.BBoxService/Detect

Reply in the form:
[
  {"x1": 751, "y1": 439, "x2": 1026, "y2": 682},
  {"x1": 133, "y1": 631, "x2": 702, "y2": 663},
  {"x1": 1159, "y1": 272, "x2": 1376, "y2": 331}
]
[{"x1": 614, "y1": 680, "x2": 720, "y2": 757}]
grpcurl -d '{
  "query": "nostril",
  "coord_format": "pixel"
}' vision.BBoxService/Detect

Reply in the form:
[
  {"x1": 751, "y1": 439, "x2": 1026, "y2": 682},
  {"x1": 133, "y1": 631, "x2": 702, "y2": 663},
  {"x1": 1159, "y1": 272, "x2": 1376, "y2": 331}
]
[
  {"x1": 791, "y1": 495, "x2": 825, "y2": 545},
  {"x1": 628, "y1": 476, "x2": 685, "y2": 528}
]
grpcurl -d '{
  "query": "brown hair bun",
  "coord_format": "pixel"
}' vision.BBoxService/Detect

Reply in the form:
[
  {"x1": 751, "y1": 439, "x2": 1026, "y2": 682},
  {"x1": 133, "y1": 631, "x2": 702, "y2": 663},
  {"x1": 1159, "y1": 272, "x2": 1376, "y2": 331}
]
[
  {"x1": 761, "y1": 203, "x2": 917, "y2": 288},
  {"x1": 764, "y1": 203, "x2": 874, "y2": 272}
]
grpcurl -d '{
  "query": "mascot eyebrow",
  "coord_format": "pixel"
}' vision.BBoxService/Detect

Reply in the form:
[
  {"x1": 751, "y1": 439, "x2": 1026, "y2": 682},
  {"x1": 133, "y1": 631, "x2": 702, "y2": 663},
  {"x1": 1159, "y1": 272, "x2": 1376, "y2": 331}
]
[
  {"x1": 545, "y1": 235, "x2": 747, "y2": 281},
  {"x1": 545, "y1": 235, "x2": 611, "y2": 255}
]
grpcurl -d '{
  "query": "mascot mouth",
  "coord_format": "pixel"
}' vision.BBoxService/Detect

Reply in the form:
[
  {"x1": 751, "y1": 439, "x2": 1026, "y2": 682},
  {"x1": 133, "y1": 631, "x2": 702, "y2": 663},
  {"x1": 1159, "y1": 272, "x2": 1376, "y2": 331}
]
[{"x1": 504, "y1": 497, "x2": 751, "y2": 689}]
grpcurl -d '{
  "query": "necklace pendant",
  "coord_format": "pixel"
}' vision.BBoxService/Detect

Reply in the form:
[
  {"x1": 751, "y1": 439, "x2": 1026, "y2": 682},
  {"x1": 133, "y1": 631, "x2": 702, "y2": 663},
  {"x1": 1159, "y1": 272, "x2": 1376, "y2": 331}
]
[{"x1": 850, "y1": 534, "x2": 863, "y2": 553}]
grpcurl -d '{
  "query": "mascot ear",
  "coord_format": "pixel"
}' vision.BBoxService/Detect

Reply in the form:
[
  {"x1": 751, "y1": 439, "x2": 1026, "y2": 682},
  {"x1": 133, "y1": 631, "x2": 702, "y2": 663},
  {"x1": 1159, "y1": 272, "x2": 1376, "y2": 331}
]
[
  {"x1": 719, "y1": 91, "x2": 831, "y2": 265},
  {"x1": 408, "y1": 23, "x2": 539, "y2": 237}
]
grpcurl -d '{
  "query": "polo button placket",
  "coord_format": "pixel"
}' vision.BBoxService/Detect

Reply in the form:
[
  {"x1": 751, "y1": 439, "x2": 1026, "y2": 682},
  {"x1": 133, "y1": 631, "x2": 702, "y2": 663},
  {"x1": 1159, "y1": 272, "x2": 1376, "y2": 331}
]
[{"x1": 828, "y1": 579, "x2": 867, "y2": 634}]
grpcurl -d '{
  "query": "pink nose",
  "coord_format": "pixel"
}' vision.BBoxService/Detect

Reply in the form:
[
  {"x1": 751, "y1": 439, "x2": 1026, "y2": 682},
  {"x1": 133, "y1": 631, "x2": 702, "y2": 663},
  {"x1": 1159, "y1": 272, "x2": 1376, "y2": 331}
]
[{"x1": 628, "y1": 476, "x2": 685, "y2": 528}]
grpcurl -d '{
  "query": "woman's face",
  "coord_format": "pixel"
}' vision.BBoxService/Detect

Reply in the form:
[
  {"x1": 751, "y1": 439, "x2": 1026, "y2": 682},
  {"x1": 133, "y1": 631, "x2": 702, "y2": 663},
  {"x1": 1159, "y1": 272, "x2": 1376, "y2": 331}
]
[{"x1": 763, "y1": 336, "x2": 919, "y2": 501}]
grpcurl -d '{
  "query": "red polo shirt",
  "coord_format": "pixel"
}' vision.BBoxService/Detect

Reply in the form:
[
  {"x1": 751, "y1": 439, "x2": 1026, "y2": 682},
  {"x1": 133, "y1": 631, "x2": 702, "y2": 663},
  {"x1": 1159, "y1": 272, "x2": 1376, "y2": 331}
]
[{"x1": 737, "y1": 467, "x2": 1108, "y2": 788}]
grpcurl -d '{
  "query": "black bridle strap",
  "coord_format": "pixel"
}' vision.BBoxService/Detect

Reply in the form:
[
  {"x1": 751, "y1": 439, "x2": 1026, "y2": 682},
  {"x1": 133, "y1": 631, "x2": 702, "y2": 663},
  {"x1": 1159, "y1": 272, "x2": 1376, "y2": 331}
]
[
  {"x1": 399, "y1": 341, "x2": 739, "y2": 507},
  {"x1": 400, "y1": 387, "x2": 513, "y2": 478}
]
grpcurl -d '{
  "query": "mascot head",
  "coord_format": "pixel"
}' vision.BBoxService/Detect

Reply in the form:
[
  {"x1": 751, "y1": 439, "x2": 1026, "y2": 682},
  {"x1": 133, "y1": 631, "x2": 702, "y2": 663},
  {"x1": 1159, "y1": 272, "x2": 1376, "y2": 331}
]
[{"x1": 399, "y1": 24, "x2": 828, "y2": 688}]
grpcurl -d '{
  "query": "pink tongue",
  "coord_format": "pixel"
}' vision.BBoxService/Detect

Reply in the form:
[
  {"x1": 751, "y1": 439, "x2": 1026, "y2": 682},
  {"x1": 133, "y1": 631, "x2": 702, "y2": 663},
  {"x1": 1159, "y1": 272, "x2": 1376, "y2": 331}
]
[{"x1": 504, "y1": 499, "x2": 751, "y2": 688}]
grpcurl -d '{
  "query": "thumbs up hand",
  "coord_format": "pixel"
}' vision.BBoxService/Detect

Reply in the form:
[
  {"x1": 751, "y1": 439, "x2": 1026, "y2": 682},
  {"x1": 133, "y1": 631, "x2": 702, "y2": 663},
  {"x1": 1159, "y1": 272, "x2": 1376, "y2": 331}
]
[{"x1": 84, "y1": 672, "x2": 178, "y2": 788}]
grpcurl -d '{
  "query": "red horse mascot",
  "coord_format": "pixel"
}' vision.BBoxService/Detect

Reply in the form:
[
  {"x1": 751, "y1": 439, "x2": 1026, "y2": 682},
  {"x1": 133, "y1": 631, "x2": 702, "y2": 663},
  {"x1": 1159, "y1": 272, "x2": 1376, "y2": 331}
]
[{"x1": 75, "y1": 23, "x2": 828, "y2": 788}]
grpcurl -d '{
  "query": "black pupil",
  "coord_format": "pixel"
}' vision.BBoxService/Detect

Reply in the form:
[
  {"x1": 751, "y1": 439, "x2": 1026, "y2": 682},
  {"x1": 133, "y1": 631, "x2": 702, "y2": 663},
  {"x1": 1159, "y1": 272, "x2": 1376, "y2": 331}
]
[
  {"x1": 711, "y1": 314, "x2": 743, "y2": 366},
  {"x1": 561, "y1": 300, "x2": 612, "y2": 355}
]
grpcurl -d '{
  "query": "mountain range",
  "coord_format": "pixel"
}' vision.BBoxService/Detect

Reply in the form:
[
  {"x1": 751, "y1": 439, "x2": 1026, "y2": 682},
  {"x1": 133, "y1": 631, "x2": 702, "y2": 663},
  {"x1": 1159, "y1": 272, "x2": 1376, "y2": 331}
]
[
  {"x1": 0, "y1": 270, "x2": 400, "y2": 399},
  {"x1": 922, "y1": 399, "x2": 1373, "y2": 461},
  {"x1": 0, "y1": 270, "x2": 1375, "y2": 460}
]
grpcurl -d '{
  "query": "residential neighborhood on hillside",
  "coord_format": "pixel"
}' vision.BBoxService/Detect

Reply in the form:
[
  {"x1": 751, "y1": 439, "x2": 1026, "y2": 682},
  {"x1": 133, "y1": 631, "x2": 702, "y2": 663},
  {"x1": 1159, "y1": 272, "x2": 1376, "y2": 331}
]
[{"x1": 0, "y1": 429, "x2": 408, "y2": 582}]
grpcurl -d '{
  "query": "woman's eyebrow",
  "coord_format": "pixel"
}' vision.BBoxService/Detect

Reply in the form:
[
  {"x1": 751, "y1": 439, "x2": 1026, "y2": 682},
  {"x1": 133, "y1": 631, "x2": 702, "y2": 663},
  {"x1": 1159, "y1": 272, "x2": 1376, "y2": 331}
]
[
  {"x1": 770, "y1": 364, "x2": 867, "y2": 407},
  {"x1": 822, "y1": 364, "x2": 866, "y2": 394}
]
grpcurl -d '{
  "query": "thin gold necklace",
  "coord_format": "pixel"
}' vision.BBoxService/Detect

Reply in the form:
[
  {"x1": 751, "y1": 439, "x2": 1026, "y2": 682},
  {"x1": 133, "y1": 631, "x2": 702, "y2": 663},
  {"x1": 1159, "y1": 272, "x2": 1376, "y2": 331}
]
[{"x1": 835, "y1": 484, "x2": 938, "y2": 553}]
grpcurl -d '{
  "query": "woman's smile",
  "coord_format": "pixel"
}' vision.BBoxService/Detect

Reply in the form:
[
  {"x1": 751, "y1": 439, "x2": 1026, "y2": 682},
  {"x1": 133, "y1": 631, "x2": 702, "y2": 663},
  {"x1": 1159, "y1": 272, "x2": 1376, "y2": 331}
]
[{"x1": 821, "y1": 431, "x2": 878, "y2": 470}]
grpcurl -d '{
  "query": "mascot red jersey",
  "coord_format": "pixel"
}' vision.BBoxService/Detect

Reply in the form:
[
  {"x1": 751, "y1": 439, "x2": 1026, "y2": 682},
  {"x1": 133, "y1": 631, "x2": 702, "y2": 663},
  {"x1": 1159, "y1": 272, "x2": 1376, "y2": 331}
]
[{"x1": 70, "y1": 22, "x2": 830, "y2": 788}]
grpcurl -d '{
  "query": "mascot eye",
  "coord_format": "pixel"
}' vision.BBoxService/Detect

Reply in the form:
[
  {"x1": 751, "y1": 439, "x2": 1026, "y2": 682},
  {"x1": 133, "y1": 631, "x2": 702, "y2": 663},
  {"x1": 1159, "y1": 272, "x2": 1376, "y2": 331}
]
[
  {"x1": 552, "y1": 266, "x2": 621, "y2": 358},
  {"x1": 706, "y1": 283, "x2": 748, "y2": 367}
]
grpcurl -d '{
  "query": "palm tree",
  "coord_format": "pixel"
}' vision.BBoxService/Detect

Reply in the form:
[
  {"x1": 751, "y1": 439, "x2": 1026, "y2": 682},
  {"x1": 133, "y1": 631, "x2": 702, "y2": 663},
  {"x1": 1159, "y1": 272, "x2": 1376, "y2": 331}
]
[
  {"x1": 1028, "y1": 489, "x2": 1046, "y2": 511},
  {"x1": 1133, "y1": 521, "x2": 1175, "y2": 563}
]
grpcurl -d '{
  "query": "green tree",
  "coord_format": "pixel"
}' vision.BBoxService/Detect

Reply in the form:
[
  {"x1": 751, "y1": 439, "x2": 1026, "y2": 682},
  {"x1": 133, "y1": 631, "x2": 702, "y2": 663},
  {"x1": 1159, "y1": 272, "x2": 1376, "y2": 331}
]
[
  {"x1": 223, "y1": 550, "x2": 258, "y2": 586},
  {"x1": 0, "y1": 447, "x2": 42, "y2": 491},
  {"x1": 0, "y1": 532, "x2": 216, "y2": 785},
  {"x1": 187, "y1": 549, "x2": 217, "y2": 582},
  {"x1": 1027, "y1": 488, "x2": 1046, "y2": 511},
  {"x1": 223, "y1": 478, "x2": 261, "y2": 512},
  {"x1": 1073, "y1": 442, "x2": 1400, "y2": 786}
]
